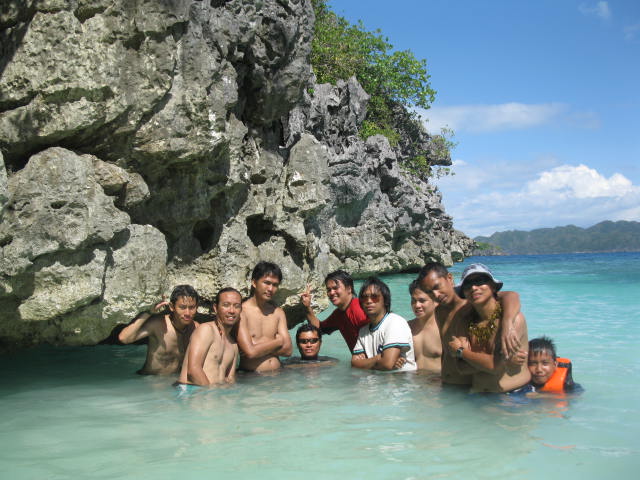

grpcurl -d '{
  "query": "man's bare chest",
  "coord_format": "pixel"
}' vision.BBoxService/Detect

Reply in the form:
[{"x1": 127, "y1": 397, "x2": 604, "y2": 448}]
[{"x1": 248, "y1": 317, "x2": 278, "y2": 338}]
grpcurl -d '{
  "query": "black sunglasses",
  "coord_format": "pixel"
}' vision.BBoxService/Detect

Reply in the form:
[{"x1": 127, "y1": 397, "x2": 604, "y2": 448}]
[
  {"x1": 298, "y1": 338, "x2": 320, "y2": 344},
  {"x1": 462, "y1": 276, "x2": 491, "y2": 289}
]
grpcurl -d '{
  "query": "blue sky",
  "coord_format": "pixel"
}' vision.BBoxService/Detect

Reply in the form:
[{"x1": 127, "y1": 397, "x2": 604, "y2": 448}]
[{"x1": 327, "y1": 0, "x2": 640, "y2": 237}]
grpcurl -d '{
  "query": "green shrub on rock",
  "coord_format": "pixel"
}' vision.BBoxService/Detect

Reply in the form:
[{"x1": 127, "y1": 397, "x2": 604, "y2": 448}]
[{"x1": 310, "y1": 0, "x2": 451, "y2": 180}]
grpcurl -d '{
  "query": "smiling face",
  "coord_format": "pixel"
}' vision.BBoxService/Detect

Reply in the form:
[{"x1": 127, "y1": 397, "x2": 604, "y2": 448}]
[
  {"x1": 528, "y1": 350, "x2": 557, "y2": 386},
  {"x1": 214, "y1": 291, "x2": 242, "y2": 330},
  {"x1": 419, "y1": 271, "x2": 456, "y2": 306},
  {"x1": 410, "y1": 287, "x2": 437, "y2": 320},
  {"x1": 461, "y1": 274, "x2": 496, "y2": 306},
  {"x1": 169, "y1": 295, "x2": 198, "y2": 329},
  {"x1": 325, "y1": 279, "x2": 352, "y2": 310},
  {"x1": 252, "y1": 274, "x2": 280, "y2": 302},
  {"x1": 297, "y1": 331, "x2": 322, "y2": 360}
]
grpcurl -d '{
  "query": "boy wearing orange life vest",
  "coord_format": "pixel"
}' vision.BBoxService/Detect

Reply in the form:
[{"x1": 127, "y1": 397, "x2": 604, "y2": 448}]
[{"x1": 528, "y1": 336, "x2": 580, "y2": 393}]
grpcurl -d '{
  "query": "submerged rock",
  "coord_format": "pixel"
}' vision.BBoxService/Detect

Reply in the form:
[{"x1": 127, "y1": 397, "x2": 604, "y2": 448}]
[{"x1": 0, "y1": 0, "x2": 472, "y2": 348}]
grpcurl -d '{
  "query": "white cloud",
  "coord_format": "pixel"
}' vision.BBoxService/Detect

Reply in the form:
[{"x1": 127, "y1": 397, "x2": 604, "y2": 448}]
[
  {"x1": 579, "y1": 2, "x2": 611, "y2": 20},
  {"x1": 418, "y1": 103, "x2": 577, "y2": 134},
  {"x1": 438, "y1": 156, "x2": 559, "y2": 194},
  {"x1": 624, "y1": 22, "x2": 640, "y2": 41},
  {"x1": 435, "y1": 163, "x2": 640, "y2": 237},
  {"x1": 526, "y1": 164, "x2": 634, "y2": 199}
]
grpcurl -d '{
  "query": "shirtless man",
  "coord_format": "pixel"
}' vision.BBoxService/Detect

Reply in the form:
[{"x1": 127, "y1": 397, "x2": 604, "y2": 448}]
[
  {"x1": 447, "y1": 264, "x2": 530, "y2": 393},
  {"x1": 118, "y1": 285, "x2": 199, "y2": 375},
  {"x1": 177, "y1": 288, "x2": 242, "y2": 387},
  {"x1": 407, "y1": 280, "x2": 441, "y2": 374},
  {"x1": 237, "y1": 261, "x2": 292, "y2": 372},
  {"x1": 417, "y1": 262, "x2": 521, "y2": 386},
  {"x1": 300, "y1": 270, "x2": 368, "y2": 352}
]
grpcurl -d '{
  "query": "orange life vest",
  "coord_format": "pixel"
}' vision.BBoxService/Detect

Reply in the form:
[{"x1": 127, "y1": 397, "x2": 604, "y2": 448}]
[{"x1": 539, "y1": 357, "x2": 572, "y2": 393}]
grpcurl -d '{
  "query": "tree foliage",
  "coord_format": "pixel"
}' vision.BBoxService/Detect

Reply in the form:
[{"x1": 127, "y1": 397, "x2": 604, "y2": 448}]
[
  {"x1": 311, "y1": 1, "x2": 435, "y2": 107},
  {"x1": 310, "y1": 0, "x2": 438, "y2": 154}
]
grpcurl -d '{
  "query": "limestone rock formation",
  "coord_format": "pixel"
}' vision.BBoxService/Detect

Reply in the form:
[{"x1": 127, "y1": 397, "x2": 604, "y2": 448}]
[{"x1": 0, "y1": 0, "x2": 472, "y2": 348}]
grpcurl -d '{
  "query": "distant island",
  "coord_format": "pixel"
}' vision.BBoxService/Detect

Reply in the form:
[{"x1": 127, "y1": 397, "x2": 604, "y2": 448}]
[{"x1": 472, "y1": 220, "x2": 640, "y2": 255}]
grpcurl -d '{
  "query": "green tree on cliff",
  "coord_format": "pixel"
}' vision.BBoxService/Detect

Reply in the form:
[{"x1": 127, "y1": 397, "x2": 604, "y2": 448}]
[{"x1": 310, "y1": 0, "x2": 447, "y2": 179}]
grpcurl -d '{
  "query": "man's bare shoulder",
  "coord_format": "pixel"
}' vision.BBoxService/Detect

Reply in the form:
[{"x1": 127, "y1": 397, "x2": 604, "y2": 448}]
[
  {"x1": 239, "y1": 301, "x2": 256, "y2": 320},
  {"x1": 410, "y1": 317, "x2": 437, "y2": 336},
  {"x1": 193, "y1": 322, "x2": 218, "y2": 340},
  {"x1": 407, "y1": 318, "x2": 421, "y2": 335},
  {"x1": 242, "y1": 296, "x2": 257, "y2": 307},
  {"x1": 244, "y1": 299, "x2": 280, "y2": 317},
  {"x1": 241, "y1": 298, "x2": 266, "y2": 315},
  {"x1": 453, "y1": 301, "x2": 473, "y2": 318},
  {"x1": 143, "y1": 314, "x2": 169, "y2": 334},
  {"x1": 435, "y1": 299, "x2": 467, "y2": 318}
]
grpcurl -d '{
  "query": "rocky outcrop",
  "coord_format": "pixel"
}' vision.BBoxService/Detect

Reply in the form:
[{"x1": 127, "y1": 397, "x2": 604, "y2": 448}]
[
  {"x1": 0, "y1": 147, "x2": 167, "y2": 346},
  {"x1": 0, "y1": 0, "x2": 472, "y2": 348}
]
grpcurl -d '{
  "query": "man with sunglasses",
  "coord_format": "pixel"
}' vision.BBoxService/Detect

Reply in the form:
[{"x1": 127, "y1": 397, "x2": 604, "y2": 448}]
[
  {"x1": 351, "y1": 277, "x2": 416, "y2": 372},
  {"x1": 300, "y1": 270, "x2": 368, "y2": 353},
  {"x1": 417, "y1": 262, "x2": 522, "y2": 388},
  {"x1": 283, "y1": 324, "x2": 337, "y2": 366},
  {"x1": 447, "y1": 264, "x2": 530, "y2": 393}
]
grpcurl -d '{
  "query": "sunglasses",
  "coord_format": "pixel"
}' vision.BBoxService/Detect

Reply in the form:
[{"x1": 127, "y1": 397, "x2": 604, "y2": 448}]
[
  {"x1": 298, "y1": 338, "x2": 320, "y2": 344},
  {"x1": 360, "y1": 293, "x2": 381, "y2": 302},
  {"x1": 462, "y1": 276, "x2": 491, "y2": 289}
]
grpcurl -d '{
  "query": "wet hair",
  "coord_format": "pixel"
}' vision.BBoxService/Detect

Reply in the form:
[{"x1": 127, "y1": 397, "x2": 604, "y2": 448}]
[
  {"x1": 359, "y1": 276, "x2": 391, "y2": 313},
  {"x1": 214, "y1": 287, "x2": 242, "y2": 305},
  {"x1": 529, "y1": 336, "x2": 557, "y2": 361},
  {"x1": 170, "y1": 284, "x2": 199, "y2": 305},
  {"x1": 416, "y1": 262, "x2": 449, "y2": 282},
  {"x1": 408, "y1": 279, "x2": 426, "y2": 295},
  {"x1": 295, "y1": 323, "x2": 322, "y2": 343},
  {"x1": 251, "y1": 261, "x2": 283, "y2": 282},
  {"x1": 324, "y1": 270, "x2": 355, "y2": 295}
]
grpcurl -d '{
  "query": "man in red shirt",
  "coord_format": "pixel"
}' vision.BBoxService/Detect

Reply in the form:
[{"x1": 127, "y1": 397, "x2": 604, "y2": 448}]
[{"x1": 300, "y1": 270, "x2": 368, "y2": 352}]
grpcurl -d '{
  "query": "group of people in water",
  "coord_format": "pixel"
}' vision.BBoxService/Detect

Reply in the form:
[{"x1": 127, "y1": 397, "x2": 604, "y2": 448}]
[{"x1": 118, "y1": 260, "x2": 579, "y2": 395}]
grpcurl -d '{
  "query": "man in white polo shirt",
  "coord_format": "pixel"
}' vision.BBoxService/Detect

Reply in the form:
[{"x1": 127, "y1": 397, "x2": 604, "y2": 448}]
[{"x1": 351, "y1": 277, "x2": 416, "y2": 372}]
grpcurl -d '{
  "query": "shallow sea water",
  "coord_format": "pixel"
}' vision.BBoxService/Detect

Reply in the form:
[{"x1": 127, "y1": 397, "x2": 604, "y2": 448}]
[{"x1": 1, "y1": 252, "x2": 638, "y2": 479}]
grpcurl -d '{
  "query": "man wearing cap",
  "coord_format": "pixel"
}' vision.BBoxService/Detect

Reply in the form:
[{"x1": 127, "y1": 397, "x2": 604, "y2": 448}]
[
  {"x1": 417, "y1": 262, "x2": 522, "y2": 387},
  {"x1": 447, "y1": 263, "x2": 530, "y2": 393}
]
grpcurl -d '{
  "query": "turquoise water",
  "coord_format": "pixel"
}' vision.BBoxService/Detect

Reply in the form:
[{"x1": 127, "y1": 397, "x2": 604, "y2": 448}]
[{"x1": 1, "y1": 252, "x2": 638, "y2": 479}]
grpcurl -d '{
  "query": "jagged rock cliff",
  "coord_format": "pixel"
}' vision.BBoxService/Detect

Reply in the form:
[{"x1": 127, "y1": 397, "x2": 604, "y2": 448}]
[{"x1": 0, "y1": 0, "x2": 472, "y2": 348}]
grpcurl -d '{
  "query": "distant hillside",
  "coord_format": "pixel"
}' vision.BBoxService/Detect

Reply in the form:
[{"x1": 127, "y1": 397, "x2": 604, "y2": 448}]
[{"x1": 473, "y1": 220, "x2": 640, "y2": 255}]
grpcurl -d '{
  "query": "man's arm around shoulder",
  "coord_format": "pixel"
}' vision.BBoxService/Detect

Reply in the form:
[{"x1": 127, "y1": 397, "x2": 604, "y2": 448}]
[{"x1": 497, "y1": 290, "x2": 521, "y2": 357}]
